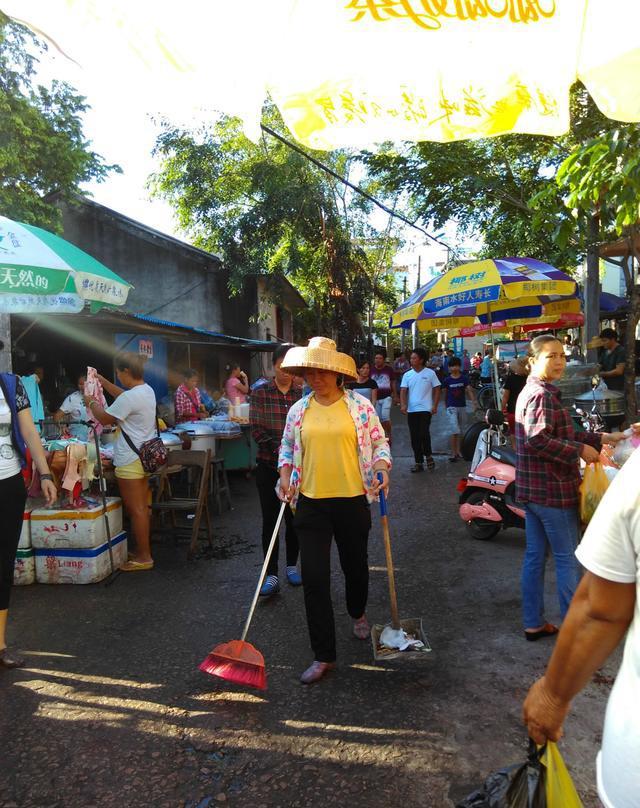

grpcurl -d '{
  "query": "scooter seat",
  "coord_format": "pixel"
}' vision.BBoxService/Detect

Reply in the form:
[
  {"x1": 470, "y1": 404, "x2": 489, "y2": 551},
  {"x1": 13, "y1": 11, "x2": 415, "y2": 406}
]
[{"x1": 490, "y1": 446, "x2": 517, "y2": 467}]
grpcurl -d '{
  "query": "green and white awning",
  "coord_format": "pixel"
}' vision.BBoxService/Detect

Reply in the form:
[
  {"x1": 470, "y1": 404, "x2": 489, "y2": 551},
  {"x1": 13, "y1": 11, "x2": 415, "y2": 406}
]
[{"x1": 0, "y1": 215, "x2": 132, "y2": 313}]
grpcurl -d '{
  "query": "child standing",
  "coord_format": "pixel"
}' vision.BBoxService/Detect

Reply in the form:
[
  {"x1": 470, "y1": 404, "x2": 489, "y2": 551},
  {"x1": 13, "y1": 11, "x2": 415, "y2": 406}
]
[{"x1": 442, "y1": 357, "x2": 477, "y2": 462}]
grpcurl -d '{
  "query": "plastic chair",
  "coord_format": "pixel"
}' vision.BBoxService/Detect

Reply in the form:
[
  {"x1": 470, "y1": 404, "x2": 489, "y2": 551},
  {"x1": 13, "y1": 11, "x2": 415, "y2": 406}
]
[{"x1": 151, "y1": 449, "x2": 212, "y2": 557}]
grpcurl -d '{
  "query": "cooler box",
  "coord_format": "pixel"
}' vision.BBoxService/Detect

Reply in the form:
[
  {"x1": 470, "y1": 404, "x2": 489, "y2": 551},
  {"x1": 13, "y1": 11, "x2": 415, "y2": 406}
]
[
  {"x1": 14, "y1": 548, "x2": 35, "y2": 586},
  {"x1": 30, "y1": 499, "x2": 123, "y2": 550},
  {"x1": 34, "y1": 531, "x2": 127, "y2": 584},
  {"x1": 18, "y1": 511, "x2": 31, "y2": 549}
]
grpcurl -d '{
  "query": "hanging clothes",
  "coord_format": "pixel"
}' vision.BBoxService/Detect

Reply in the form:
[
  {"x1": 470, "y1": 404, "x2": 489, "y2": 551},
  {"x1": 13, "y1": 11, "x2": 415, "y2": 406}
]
[
  {"x1": 21, "y1": 373, "x2": 45, "y2": 432},
  {"x1": 84, "y1": 366, "x2": 107, "y2": 436}
]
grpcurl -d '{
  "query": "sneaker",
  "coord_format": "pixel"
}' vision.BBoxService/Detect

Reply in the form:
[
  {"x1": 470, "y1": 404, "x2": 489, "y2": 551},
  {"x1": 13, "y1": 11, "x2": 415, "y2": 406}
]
[
  {"x1": 286, "y1": 566, "x2": 303, "y2": 586},
  {"x1": 259, "y1": 575, "x2": 280, "y2": 597},
  {"x1": 300, "y1": 660, "x2": 335, "y2": 684},
  {"x1": 410, "y1": 463, "x2": 424, "y2": 473},
  {"x1": 353, "y1": 615, "x2": 370, "y2": 640}
]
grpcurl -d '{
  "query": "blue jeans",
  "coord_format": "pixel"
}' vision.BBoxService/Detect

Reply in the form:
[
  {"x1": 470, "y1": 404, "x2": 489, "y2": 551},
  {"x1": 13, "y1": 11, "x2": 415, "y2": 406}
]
[{"x1": 522, "y1": 502, "x2": 580, "y2": 629}]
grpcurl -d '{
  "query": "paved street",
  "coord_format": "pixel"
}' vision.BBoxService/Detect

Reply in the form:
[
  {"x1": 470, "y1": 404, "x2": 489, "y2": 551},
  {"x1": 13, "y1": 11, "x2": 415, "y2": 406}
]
[{"x1": 1, "y1": 406, "x2": 616, "y2": 807}]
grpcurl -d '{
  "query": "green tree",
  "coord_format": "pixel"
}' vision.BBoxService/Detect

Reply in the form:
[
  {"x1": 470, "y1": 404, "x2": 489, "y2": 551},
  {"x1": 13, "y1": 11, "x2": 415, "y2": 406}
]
[
  {"x1": 150, "y1": 109, "x2": 397, "y2": 350},
  {"x1": 362, "y1": 86, "x2": 612, "y2": 270},
  {"x1": 532, "y1": 125, "x2": 640, "y2": 421},
  {"x1": 0, "y1": 13, "x2": 117, "y2": 230}
]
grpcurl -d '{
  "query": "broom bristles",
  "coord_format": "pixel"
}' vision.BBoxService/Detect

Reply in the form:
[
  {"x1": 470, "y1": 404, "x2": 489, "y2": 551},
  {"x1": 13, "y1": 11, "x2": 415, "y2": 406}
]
[{"x1": 199, "y1": 652, "x2": 267, "y2": 690}]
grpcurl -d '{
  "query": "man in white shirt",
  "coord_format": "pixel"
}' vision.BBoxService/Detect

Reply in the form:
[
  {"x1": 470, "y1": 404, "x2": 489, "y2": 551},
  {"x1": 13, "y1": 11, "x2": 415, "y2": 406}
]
[
  {"x1": 54, "y1": 374, "x2": 89, "y2": 440},
  {"x1": 523, "y1": 442, "x2": 640, "y2": 808},
  {"x1": 400, "y1": 347, "x2": 441, "y2": 472}
]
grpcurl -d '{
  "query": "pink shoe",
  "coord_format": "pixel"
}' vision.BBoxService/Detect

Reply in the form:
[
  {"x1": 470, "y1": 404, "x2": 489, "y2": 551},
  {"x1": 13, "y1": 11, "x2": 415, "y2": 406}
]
[
  {"x1": 353, "y1": 615, "x2": 370, "y2": 640},
  {"x1": 299, "y1": 661, "x2": 335, "y2": 685}
]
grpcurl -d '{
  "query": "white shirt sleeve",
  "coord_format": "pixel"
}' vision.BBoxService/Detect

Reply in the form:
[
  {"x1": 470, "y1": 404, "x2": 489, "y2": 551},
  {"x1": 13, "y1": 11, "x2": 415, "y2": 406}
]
[
  {"x1": 576, "y1": 452, "x2": 640, "y2": 585},
  {"x1": 400, "y1": 371, "x2": 411, "y2": 389},
  {"x1": 431, "y1": 369, "x2": 441, "y2": 388},
  {"x1": 59, "y1": 394, "x2": 74, "y2": 413},
  {"x1": 105, "y1": 389, "x2": 134, "y2": 423}
]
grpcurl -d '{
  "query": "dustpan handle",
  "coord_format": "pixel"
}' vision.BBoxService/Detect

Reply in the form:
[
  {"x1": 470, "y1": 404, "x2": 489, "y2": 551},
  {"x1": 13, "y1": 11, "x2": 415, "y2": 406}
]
[
  {"x1": 240, "y1": 500, "x2": 287, "y2": 642},
  {"x1": 378, "y1": 473, "x2": 401, "y2": 630}
]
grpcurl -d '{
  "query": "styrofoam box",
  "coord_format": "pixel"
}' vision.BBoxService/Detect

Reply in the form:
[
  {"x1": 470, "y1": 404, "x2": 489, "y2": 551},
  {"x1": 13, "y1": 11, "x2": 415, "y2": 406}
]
[
  {"x1": 30, "y1": 498, "x2": 123, "y2": 550},
  {"x1": 14, "y1": 548, "x2": 35, "y2": 586},
  {"x1": 18, "y1": 511, "x2": 31, "y2": 549},
  {"x1": 35, "y1": 531, "x2": 127, "y2": 585}
]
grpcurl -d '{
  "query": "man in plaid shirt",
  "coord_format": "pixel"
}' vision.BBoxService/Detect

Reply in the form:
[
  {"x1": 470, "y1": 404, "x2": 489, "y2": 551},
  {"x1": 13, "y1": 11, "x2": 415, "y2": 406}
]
[
  {"x1": 515, "y1": 335, "x2": 626, "y2": 643},
  {"x1": 250, "y1": 343, "x2": 302, "y2": 597}
]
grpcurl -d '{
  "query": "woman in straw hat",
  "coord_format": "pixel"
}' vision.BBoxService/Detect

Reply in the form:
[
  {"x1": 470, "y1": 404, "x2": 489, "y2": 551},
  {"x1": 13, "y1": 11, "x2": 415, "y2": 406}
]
[{"x1": 278, "y1": 338, "x2": 392, "y2": 684}]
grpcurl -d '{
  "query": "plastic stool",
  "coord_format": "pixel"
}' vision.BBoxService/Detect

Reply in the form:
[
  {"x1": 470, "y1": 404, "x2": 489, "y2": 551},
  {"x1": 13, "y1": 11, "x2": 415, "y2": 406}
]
[{"x1": 211, "y1": 457, "x2": 232, "y2": 513}]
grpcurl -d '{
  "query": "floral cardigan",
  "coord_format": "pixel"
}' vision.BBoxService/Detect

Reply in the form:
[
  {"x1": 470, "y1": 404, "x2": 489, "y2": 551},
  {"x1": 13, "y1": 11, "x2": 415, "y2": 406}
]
[{"x1": 278, "y1": 390, "x2": 392, "y2": 510}]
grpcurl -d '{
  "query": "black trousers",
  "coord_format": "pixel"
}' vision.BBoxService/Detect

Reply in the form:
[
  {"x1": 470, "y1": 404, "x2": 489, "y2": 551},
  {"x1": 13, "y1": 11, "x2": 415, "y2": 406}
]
[
  {"x1": 255, "y1": 462, "x2": 298, "y2": 576},
  {"x1": 407, "y1": 411, "x2": 433, "y2": 463},
  {"x1": 0, "y1": 473, "x2": 27, "y2": 610},
  {"x1": 294, "y1": 494, "x2": 371, "y2": 663}
]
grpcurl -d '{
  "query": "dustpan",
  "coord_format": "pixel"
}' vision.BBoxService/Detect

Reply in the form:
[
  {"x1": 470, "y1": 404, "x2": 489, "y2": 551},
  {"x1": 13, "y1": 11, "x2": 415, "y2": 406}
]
[{"x1": 372, "y1": 475, "x2": 431, "y2": 662}]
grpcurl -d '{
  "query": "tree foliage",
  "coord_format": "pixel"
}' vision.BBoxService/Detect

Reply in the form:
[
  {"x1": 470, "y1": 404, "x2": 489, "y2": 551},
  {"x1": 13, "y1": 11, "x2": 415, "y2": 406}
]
[
  {"x1": 362, "y1": 86, "x2": 612, "y2": 269},
  {"x1": 0, "y1": 13, "x2": 117, "y2": 230},
  {"x1": 150, "y1": 108, "x2": 398, "y2": 350}
]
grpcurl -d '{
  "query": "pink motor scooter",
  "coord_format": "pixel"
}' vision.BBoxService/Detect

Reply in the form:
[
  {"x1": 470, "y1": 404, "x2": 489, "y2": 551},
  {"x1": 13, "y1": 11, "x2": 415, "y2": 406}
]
[{"x1": 458, "y1": 410, "x2": 524, "y2": 540}]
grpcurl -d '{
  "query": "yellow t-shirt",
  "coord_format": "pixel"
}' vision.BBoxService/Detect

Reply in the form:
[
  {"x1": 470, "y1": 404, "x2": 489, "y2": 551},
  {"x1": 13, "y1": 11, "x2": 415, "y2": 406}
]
[{"x1": 300, "y1": 397, "x2": 363, "y2": 499}]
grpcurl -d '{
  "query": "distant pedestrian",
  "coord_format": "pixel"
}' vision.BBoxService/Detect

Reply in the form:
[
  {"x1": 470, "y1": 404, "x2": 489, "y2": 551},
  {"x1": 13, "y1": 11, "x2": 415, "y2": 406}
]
[
  {"x1": 250, "y1": 343, "x2": 302, "y2": 597},
  {"x1": 392, "y1": 350, "x2": 410, "y2": 383},
  {"x1": 480, "y1": 350, "x2": 493, "y2": 384},
  {"x1": 224, "y1": 363, "x2": 249, "y2": 405},
  {"x1": 501, "y1": 356, "x2": 529, "y2": 441},
  {"x1": 471, "y1": 352, "x2": 482, "y2": 371},
  {"x1": 345, "y1": 359, "x2": 378, "y2": 405},
  {"x1": 462, "y1": 349, "x2": 471, "y2": 373},
  {"x1": 371, "y1": 350, "x2": 396, "y2": 443},
  {"x1": 400, "y1": 347, "x2": 441, "y2": 472},
  {"x1": 442, "y1": 357, "x2": 476, "y2": 462}
]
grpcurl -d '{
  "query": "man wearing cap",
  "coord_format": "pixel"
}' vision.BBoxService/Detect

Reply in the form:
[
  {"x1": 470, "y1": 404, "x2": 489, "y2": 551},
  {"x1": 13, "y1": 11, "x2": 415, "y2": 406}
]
[
  {"x1": 278, "y1": 337, "x2": 392, "y2": 685},
  {"x1": 598, "y1": 328, "x2": 626, "y2": 392}
]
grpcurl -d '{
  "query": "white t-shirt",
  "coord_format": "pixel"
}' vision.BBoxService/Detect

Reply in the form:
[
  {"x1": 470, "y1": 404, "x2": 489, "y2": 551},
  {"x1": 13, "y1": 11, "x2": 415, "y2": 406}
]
[
  {"x1": 400, "y1": 367, "x2": 441, "y2": 413},
  {"x1": 105, "y1": 384, "x2": 157, "y2": 467},
  {"x1": 59, "y1": 390, "x2": 89, "y2": 439},
  {"x1": 0, "y1": 387, "x2": 21, "y2": 480},
  {"x1": 575, "y1": 448, "x2": 640, "y2": 808}
]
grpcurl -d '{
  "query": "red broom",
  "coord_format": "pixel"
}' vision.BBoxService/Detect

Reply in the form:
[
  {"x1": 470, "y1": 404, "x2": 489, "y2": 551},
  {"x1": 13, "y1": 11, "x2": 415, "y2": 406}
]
[{"x1": 199, "y1": 501, "x2": 287, "y2": 690}]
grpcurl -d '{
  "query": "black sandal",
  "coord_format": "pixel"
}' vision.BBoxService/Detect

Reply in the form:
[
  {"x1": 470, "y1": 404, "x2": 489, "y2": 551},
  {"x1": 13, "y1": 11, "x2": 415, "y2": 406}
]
[
  {"x1": 426, "y1": 456, "x2": 436, "y2": 471},
  {"x1": 410, "y1": 463, "x2": 424, "y2": 473}
]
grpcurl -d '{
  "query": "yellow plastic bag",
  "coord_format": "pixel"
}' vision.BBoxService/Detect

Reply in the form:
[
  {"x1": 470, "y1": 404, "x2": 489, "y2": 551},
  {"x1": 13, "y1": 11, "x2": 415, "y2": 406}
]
[
  {"x1": 579, "y1": 462, "x2": 610, "y2": 526},
  {"x1": 541, "y1": 742, "x2": 583, "y2": 807}
]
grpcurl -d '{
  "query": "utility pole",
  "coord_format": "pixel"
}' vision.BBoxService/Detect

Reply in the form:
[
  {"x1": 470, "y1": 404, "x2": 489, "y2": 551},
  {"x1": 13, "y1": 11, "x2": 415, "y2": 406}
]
[
  {"x1": 400, "y1": 275, "x2": 407, "y2": 352},
  {"x1": 0, "y1": 314, "x2": 11, "y2": 372},
  {"x1": 412, "y1": 255, "x2": 421, "y2": 349}
]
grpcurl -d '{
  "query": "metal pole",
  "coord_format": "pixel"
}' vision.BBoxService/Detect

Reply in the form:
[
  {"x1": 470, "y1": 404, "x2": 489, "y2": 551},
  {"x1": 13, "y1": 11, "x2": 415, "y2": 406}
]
[
  {"x1": 585, "y1": 213, "x2": 600, "y2": 364},
  {"x1": 487, "y1": 304, "x2": 500, "y2": 409},
  {"x1": 413, "y1": 258, "x2": 421, "y2": 350}
]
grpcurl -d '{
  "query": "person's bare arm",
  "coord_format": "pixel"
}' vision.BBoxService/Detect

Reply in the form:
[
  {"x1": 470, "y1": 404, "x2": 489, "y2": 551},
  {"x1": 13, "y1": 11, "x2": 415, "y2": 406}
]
[
  {"x1": 501, "y1": 389, "x2": 509, "y2": 411},
  {"x1": 432, "y1": 386, "x2": 441, "y2": 414},
  {"x1": 601, "y1": 362, "x2": 625, "y2": 380},
  {"x1": 84, "y1": 396, "x2": 118, "y2": 426},
  {"x1": 523, "y1": 571, "x2": 635, "y2": 743},
  {"x1": 97, "y1": 374, "x2": 124, "y2": 398},
  {"x1": 17, "y1": 409, "x2": 57, "y2": 505},
  {"x1": 400, "y1": 387, "x2": 408, "y2": 413}
]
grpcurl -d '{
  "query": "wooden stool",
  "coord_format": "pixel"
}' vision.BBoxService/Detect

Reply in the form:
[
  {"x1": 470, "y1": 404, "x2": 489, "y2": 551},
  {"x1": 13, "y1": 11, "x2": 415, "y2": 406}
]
[{"x1": 210, "y1": 457, "x2": 232, "y2": 514}]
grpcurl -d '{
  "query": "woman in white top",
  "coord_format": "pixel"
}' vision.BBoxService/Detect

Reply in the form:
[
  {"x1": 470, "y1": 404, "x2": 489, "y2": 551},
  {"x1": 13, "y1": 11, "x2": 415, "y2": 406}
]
[
  {"x1": 0, "y1": 373, "x2": 56, "y2": 669},
  {"x1": 84, "y1": 353, "x2": 157, "y2": 572},
  {"x1": 54, "y1": 373, "x2": 89, "y2": 440}
]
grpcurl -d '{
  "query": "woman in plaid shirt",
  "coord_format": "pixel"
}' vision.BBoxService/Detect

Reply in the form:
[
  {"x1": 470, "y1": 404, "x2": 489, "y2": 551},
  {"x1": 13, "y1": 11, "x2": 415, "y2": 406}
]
[{"x1": 515, "y1": 335, "x2": 627, "y2": 642}]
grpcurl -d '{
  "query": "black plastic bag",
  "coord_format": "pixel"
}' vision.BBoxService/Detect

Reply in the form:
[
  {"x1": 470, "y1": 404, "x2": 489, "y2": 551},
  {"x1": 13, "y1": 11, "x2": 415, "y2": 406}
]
[{"x1": 457, "y1": 741, "x2": 546, "y2": 808}]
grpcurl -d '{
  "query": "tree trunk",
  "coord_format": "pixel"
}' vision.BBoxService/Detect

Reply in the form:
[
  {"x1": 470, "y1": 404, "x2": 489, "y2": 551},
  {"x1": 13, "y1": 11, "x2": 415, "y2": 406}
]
[{"x1": 584, "y1": 214, "x2": 600, "y2": 365}]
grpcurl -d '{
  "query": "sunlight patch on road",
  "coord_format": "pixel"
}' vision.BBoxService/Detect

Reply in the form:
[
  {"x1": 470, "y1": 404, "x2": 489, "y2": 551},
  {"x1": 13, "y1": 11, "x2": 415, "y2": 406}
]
[{"x1": 21, "y1": 667, "x2": 159, "y2": 689}]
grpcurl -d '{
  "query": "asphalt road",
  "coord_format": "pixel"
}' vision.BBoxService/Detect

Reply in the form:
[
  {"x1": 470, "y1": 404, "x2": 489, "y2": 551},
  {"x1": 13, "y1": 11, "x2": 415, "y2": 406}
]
[{"x1": 0, "y1": 405, "x2": 616, "y2": 807}]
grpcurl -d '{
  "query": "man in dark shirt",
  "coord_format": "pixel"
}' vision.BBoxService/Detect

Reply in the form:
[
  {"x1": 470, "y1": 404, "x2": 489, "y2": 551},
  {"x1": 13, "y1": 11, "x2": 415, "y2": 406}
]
[
  {"x1": 250, "y1": 343, "x2": 302, "y2": 597},
  {"x1": 599, "y1": 328, "x2": 626, "y2": 392}
]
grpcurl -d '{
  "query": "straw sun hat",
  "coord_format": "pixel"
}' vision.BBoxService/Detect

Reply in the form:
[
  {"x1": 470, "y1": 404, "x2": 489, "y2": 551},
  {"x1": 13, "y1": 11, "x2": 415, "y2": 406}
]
[{"x1": 281, "y1": 337, "x2": 357, "y2": 380}]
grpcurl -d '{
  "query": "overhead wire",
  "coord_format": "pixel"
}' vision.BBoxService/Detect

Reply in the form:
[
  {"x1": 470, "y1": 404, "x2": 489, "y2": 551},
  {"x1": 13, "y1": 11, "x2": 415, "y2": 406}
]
[{"x1": 260, "y1": 123, "x2": 455, "y2": 260}]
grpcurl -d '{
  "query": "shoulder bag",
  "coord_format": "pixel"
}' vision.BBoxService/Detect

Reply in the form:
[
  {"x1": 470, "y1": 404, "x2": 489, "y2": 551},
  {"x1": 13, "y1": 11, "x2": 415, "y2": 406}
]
[{"x1": 121, "y1": 413, "x2": 168, "y2": 473}]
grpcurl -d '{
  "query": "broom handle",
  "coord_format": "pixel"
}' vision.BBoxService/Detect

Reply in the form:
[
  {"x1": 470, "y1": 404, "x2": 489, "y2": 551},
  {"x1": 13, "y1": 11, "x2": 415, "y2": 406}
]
[
  {"x1": 378, "y1": 472, "x2": 401, "y2": 630},
  {"x1": 240, "y1": 500, "x2": 287, "y2": 642}
]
